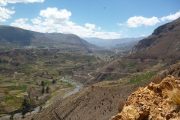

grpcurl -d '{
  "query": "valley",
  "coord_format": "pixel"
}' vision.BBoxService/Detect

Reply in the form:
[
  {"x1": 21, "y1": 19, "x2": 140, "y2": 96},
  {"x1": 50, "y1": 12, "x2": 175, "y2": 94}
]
[
  {"x1": 0, "y1": 42, "x2": 163, "y2": 120},
  {"x1": 21, "y1": 17, "x2": 180, "y2": 120},
  {"x1": 0, "y1": 48, "x2": 103, "y2": 118},
  {"x1": 0, "y1": 12, "x2": 179, "y2": 120}
]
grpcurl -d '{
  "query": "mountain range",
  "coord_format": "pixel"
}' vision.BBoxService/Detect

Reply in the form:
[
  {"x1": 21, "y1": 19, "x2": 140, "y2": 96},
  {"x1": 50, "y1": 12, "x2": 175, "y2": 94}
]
[
  {"x1": 0, "y1": 17, "x2": 180, "y2": 120},
  {"x1": 0, "y1": 25, "x2": 98, "y2": 53},
  {"x1": 0, "y1": 25, "x2": 143, "y2": 54},
  {"x1": 85, "y1": 37, "x2": 143, "y2": 49}
]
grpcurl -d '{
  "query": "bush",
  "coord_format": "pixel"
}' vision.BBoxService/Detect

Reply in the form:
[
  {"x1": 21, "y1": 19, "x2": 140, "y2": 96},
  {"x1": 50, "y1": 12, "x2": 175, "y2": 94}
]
[{"x1": 21, "y1": 97, "x2": 32, "y2": 117}]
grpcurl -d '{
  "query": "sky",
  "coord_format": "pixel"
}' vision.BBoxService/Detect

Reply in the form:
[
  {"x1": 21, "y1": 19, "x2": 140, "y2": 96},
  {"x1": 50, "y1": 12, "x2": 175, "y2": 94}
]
[{"x1": 0, "y1": 0, "x2": 180, "y2": 39}]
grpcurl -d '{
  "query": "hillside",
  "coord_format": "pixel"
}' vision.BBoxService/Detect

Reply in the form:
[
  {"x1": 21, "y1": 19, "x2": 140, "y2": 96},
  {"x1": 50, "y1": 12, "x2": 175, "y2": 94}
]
[
  {"x1": 0, "y1": 13, "x2": 180, "y2": 120},
  {"x1": 0, "y1": 1, "x2": 179, "y2": 120},
  {"x1": 23, "y1": 18, "x2": 180, "y2": 120},
  {"x1": 0, "y1": 26, "x2": 98, "y2": 53},
  {"x1": 111, "y1": 75, "x2": 180, "y2": 120},
  {"x1": 0, "y1": 48, "x2": 104, "y2": 118},
  {"x1": 22, "y1": 63, "x2": 180, "y2": 120},
  {"x1": 132, "y1": 18, "x2": 180, "y2": 60},
  {"x1": 0, "y1": 26, "x2": 34, "y2": 46},
  {"x1": 90, "y1": 18, "x2": 180, "y2": 84},
  {"x1": 27, "y1": 81, "x2": 136, "y2": 120},
  {"x1": 88, "y1": 58, "x2": 159, "y2": 84}
]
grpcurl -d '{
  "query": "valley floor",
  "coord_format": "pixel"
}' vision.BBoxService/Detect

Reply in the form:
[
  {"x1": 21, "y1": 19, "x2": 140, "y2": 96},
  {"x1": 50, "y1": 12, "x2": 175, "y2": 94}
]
[{"x1": 0, "y1": 48, "x2": 179, "y2": 120}]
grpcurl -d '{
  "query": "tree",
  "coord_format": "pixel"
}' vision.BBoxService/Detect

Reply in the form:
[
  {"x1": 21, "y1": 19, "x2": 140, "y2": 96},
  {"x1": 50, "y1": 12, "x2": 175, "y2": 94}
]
[
  {"x1": 52, "y1": 79, "x2": 56, "y2": 84},
  {"x1": 41, "y1": 81, "x2": 45, "y2": 87},
  {"x1": 46, "y1": 86, "x2": 50, "y2": 93},
  {"x1": 21, "y1": 97, "x2": 31, "y2": 118},
  {"x1": 41, "y1": 86, "x2": 45, "y2": 94}
]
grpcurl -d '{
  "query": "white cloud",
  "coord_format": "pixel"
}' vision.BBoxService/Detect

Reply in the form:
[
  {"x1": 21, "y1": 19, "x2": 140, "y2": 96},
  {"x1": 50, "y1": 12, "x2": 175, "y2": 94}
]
[
  {"x1": 0, "y1": 0, "x2": 44, "y2": 23},
  {"x1": 0, "y1": 0, "x2": 44, "y2": 6},
  {"x1": 11, "y1": 7, "x2": 121, "y2": 39},
  {"x1": 0, "y1": 7, "x2": 15, "y2": 23},
  {"x1": 40, "y1": 7, "x2": 71, "y2": 21},
  {"x1": 127, "y1": 16, "x2": 160, "y2": 28},
  {"x1": 161, "y1": 11, "x2": 180, "y2": 21},
  {"x1": 125, "y1": 11, "x2": 180, "y2": 28}
]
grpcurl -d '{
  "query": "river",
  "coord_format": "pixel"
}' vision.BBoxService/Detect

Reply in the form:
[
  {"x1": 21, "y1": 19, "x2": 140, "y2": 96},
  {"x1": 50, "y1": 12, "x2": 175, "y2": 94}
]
[{"x1": 0, "y1": 78, "x2": 83, "y2": 120}]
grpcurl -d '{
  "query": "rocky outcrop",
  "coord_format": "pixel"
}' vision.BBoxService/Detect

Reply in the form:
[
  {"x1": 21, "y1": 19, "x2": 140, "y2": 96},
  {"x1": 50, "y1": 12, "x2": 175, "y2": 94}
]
[{"x1": 111, "y1": 76, "x2": 180, "y2": 120}]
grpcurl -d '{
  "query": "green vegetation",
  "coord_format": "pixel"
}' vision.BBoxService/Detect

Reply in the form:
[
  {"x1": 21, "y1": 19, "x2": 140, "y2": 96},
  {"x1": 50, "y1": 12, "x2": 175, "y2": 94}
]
[
  {"x1": 3, "y1": 95, "x2": 24, "y2": 113},
  {"x1": 127, "y1": 61, "x2": 137, "y2": 68},
  {"x1": 0, "y1": 49, "x2": 101, "y2": 115},
  {"x1": 129, "y1": 71, "x2": 156, "y2": 84},
  {"x1": 63, "y1": 81, "x2": 74, "y2": 87},
  {"x1": 7, "y1": 85, "x2": 27, "y2": 92},
  {"x1": 43, "y1": 80, "x2": 51, "y2": 86},
  {"x1": 21, "y1": 97, "x2": 32, "y2": 116}
]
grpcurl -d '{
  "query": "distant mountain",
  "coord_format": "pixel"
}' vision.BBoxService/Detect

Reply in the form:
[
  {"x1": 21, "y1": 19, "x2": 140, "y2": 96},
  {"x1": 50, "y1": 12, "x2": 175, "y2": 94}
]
[
  {"x1": 0, "y1": 25, "x2": 99, "y2": 53},
  {"x1": 85, "y1": 37, "x2": 143, "y2": 48},
  {"x1": 132, "y1": 18, "x2": 180, "y2": 59},
  {"x1": 0, "y1": 26, "x2": 34, "y2": 46}
]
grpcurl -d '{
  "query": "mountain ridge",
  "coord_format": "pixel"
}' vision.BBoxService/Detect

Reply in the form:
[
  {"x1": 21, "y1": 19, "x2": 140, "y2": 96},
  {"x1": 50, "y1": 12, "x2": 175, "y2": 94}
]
[
  {"x1": 0, "y1": 25, "x2": 98, "y2": 53},
  {"x1": 132, "y1": 17, "x2": 180, "y2": 59}
]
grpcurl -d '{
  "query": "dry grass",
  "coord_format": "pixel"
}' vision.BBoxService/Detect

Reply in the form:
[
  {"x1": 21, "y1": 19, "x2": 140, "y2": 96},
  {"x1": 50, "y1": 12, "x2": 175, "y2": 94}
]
[{"x1": 168, "y1": 88, "x2": 180, "y2": 105}]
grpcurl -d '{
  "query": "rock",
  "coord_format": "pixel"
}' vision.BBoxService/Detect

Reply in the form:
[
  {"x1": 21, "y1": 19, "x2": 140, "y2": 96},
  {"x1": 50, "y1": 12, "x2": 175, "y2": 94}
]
[
  {"x1": 111, "y1": 76, "x2": 180, "y2": 120},
  {"x1": 0, "y1": 115, "x2": 11, "y2": 120},
  {"x1": 14, "y1": 113, "x2": 23, "y2": 120}
]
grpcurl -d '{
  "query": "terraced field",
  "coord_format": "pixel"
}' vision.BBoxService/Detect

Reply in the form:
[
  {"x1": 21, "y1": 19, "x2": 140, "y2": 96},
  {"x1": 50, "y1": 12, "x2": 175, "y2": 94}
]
[{"x1": 0, "y1": 49, "x2": 102, "y2": 116}]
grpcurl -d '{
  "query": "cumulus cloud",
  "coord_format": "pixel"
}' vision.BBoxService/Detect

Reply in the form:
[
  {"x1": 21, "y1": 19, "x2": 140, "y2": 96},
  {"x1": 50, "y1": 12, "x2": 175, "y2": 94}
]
[
  {"x1": 127, "y1": 16, "x2": 160, "y2": 28},
  {"x1": 0, "y1": 0, "x2": 44, "y2": 23},
  {"x1": 11, "y1": 7, "x2": 121, "y2": 39},
  {"x1": 0, "y1": 7, "x2": 15, "y2": 23},
  {"x1": 40, "y1": 7, "x2": 71, "y2": 21},
  {"x1": 0, "y1": 0, "x2": 44, "y2": 6},
  {"x1": 161, "y1": 11, "x2": 180, "y2": 21},
  {"x1": 124, "y1": 11, "x2": 180, "y2": 28}
]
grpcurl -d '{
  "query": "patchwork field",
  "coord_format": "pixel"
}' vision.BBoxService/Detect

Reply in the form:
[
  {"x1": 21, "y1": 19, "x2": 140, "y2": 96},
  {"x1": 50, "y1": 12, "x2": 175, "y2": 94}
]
[{"x1": 0, "y1": 49, "x2": 102, "y2": 116}]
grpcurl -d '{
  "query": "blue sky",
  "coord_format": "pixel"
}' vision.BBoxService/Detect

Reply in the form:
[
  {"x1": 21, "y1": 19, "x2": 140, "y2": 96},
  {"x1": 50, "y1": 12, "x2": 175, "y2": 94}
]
[{"x1": 0, "y1": 0, "x2": 180, "y2": 39}]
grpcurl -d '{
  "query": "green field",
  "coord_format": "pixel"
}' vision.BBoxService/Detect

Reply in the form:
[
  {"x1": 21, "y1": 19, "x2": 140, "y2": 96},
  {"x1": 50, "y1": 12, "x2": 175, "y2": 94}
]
[{"x1": 0, "y1": 49, "x2": 101, "y2": 115}]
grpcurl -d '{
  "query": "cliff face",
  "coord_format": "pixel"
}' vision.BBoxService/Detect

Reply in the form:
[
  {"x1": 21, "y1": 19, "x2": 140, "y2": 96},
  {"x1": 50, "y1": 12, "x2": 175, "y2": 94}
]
[
  {"x1": 132, "y1": 18, "x2": 180, "y2": 59},
  {"x1": 111, "y1": 76, "x2": 180, "y2": 120}
]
